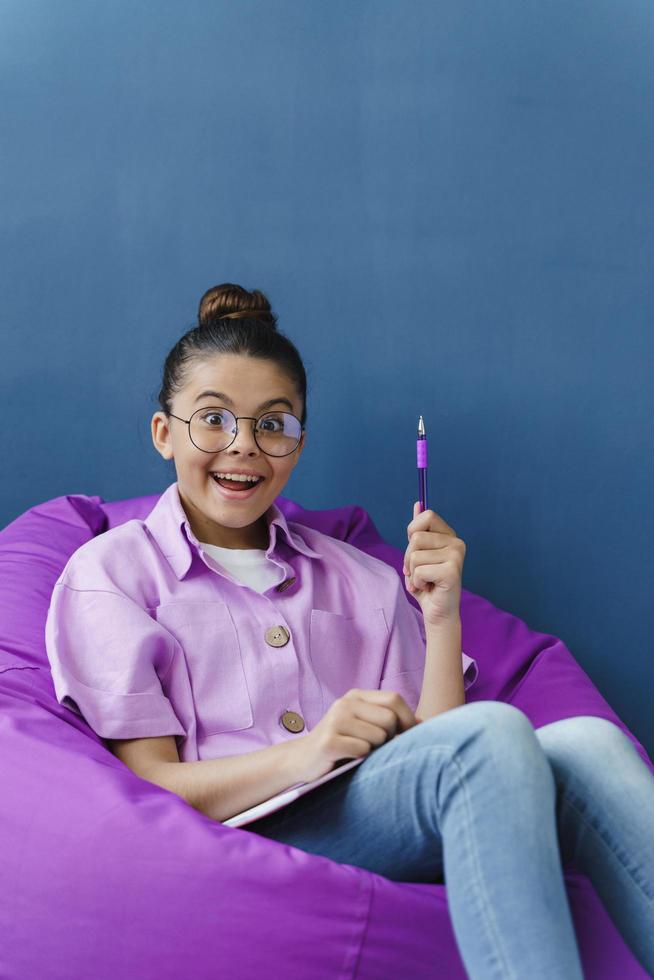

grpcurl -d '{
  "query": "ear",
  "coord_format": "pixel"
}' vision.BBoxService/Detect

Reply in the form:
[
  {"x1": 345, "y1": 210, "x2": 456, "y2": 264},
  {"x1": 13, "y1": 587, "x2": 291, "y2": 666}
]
[{"x1": 151, "y1": 412, "x2": 174, "y2": 461}]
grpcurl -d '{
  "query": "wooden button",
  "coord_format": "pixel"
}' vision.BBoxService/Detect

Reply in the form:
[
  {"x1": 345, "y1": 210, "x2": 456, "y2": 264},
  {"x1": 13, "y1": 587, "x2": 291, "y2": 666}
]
[
  {"x1": 265, "y1": 625, "x2": 290, "y2": 647},
  {"x1": 275, "y1": 576, "x2": 297, "y2": 593},
  {"x1": 280, "y1": 710, "x2": 305, "y2": 733}
]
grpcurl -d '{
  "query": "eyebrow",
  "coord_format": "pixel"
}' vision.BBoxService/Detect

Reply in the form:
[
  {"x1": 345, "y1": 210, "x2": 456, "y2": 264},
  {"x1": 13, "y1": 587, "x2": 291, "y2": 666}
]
[{"x1": 193, "y1": 390, "x2": 295, "y2": 412}]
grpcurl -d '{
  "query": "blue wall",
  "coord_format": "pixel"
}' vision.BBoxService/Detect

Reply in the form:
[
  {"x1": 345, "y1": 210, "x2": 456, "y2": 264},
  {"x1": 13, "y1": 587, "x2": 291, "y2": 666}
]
[{"x1": 2, "y1": 1, "x2": 653, "y2": 756}]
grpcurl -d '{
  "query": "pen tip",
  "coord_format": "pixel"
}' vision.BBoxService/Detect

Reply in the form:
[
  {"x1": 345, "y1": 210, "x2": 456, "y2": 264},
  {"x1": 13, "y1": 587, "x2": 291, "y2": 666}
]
[{"x1": 418, "y1": 415, "x2": 426, "y2": 436}]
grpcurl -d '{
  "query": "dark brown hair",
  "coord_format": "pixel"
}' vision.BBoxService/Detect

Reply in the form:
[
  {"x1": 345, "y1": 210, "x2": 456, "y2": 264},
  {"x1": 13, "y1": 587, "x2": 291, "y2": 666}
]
[{"x1": 157, "y1": 283, "x2": 308, "y2": 426}]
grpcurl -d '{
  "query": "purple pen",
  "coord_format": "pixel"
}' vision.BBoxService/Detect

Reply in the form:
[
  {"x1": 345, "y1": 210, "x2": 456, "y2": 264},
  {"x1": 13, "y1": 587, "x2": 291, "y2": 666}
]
[{"x1": 417, "y1": 415, "x2": 428, "y2": 513}]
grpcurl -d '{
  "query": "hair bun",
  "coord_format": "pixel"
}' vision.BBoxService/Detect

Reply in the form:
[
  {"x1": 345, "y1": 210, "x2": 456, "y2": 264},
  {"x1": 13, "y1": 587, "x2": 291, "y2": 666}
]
[{"x1": 197, "y1": 282, "x2": 277, "y2": 329}]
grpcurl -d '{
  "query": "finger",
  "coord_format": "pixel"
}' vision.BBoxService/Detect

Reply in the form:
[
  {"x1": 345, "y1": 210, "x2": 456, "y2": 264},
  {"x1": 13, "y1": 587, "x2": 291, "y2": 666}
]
[
  {"x1": 408, "y1": 507, "x2": 456, "y2": 539},
  {"x1": 348, "y1": 715, "x2": 397, "y2": 746},
  {"x1": 346, "y1": 689, "x2": 417, "y2": 732},
  {"x1": 372, "y1": 693, "x2": 417, "y2": 732},
  {"x1": 408, "y1": 530, "x2": 458, "y2": 551},
  {"x1": 409, "y1": 550, "x2": 461, "y2": 571},
  {"x1": 404, "y1": 502, "x2": 422, "y2": 574},
  {"x1": 349, "y1": 700, "x2": 399, "y2": 740},
  {"x1": 412, "y1": 559, "x2": 461, "y2": 590},
  {"x1": 404, "y1": 532, "x2": 462, "y2": 577},
  {"x1": 388, "y1": 694, "x2": 419, "y2": 732}
]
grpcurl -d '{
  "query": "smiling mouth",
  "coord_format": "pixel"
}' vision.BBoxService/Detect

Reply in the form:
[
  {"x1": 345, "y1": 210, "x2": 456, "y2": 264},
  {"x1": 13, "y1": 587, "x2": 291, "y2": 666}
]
[{"x1": 210, "y1": 473, "x2": 266, "y2": 493}]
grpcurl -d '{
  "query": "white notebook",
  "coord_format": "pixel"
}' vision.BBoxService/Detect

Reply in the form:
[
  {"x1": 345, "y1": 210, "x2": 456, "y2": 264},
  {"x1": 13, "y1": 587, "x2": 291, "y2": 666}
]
[{"x1": 222, "y1": 755, "x2": 365, "y2": 828}]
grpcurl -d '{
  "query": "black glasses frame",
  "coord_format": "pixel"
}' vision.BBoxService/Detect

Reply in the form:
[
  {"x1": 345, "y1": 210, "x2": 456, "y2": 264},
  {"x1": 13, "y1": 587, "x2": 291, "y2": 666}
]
[{"x1": 167, "y1": 406, "x2": 305, "y2": 458}]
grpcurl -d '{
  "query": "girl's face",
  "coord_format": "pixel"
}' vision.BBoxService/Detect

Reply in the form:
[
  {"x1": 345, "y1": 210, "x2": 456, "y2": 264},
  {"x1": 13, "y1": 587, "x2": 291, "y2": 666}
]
[{"x1": 151, "y1": 354, "x2": 306, "y2": 549}]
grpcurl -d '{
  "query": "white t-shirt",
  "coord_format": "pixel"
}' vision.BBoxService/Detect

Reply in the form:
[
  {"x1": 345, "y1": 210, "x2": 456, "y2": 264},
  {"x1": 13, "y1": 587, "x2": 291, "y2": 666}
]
[{"x1": 200, "y1": 541, "x2": 286, "y2": 593}]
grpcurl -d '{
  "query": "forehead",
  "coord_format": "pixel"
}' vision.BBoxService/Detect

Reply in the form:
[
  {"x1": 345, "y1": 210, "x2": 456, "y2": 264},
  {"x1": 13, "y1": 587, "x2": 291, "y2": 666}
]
[{"x1": 183, "y1": 354, "x2": 297, "y2": 404}]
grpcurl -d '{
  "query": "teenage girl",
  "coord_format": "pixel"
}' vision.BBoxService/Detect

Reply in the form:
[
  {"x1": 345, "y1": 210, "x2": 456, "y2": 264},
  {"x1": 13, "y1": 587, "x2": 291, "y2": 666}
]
[{"x1": 46, "y1": 283, "x2": 654, "y2": 980}]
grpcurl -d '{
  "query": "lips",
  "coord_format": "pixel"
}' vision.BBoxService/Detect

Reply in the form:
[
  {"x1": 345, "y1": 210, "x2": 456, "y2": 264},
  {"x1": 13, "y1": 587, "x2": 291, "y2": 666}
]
[
  {"x1": 210, "y1": 471, "x2": 265, "y2": 480},
  {"x1": 210, "y1": 473, "x2": 266, "y2": 501}
]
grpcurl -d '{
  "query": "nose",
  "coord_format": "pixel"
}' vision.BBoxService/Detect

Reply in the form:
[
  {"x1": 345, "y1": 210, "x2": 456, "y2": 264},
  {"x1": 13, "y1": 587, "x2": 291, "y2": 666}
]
[{"x1": 228, "y1": 418, "x2": 261, "y2": 455}]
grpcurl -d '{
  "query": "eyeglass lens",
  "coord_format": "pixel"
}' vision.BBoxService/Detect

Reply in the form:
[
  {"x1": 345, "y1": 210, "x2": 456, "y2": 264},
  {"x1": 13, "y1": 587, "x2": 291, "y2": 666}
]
[{"x1": 190, "y1": 406, "x2": 302, "y2": 456}]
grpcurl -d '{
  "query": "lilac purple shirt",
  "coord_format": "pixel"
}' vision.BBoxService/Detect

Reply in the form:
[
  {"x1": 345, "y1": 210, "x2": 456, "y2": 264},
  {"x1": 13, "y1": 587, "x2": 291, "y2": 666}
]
[{"x1": 45, "y1": 481, "x2": 478, "y2": 762}]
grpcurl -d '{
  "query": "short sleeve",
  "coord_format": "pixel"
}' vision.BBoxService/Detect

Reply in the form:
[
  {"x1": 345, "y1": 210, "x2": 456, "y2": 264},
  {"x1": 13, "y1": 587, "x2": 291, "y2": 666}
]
[
  {"x1": 45, "y1": 582, "x2": 186, "y2": 740},
  {"x1": 379, "y1": 580, "x2": 479, "y2": 711}
]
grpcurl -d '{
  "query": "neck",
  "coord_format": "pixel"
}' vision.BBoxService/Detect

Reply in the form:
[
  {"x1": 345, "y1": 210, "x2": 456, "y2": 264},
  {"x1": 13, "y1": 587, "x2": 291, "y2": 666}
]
[
  {"x1": 178, "y1": 486, "x2": 271, "y2": 549},
  {"x1": 202, "y1": 518, "x2": 270, "y2": 550}
]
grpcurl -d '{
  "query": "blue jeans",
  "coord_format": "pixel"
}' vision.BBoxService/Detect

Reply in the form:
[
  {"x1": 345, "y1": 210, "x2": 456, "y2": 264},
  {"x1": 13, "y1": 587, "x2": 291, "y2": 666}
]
[{"x1": 247, "y1": 701, "x2": 654, "y2": 979}]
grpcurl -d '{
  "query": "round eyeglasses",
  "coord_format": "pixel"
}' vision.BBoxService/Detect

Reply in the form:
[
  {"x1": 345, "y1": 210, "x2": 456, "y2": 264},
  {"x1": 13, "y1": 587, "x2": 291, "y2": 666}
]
[{"x1": 168, "y1": 405, "x2": 304, "y2": 458}]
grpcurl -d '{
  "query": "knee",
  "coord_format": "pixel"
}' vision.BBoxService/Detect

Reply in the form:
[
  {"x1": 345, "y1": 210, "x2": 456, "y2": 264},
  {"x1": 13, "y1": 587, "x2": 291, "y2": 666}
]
[
  {"x1": 420, "y1": 699, "x2": 536, "y2": 753},
  {"x1": 448, "y1": 699, "x2": 534, "y2": 733},
  {"x1": 416, "y1": 700, "x2": 552, "y2": 792},
  {"x1": 535, "y1": 715, "x2": 627, "y2": 769}
]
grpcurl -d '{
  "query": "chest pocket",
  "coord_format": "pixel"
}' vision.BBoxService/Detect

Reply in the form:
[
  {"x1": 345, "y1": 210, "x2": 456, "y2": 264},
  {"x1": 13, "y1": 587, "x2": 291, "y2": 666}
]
[
  {"x1": 309, "y1": 607, "x2": 389, "y2": 709},
  {"x1": 155, "y1": 601, "x2": 253, "y2": 737}
]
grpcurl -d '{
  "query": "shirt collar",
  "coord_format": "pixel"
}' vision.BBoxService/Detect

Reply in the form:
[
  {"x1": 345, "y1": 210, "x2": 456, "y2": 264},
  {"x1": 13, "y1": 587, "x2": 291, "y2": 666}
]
[{"x1": 145, "y1": 481, "x2": 322, "y2": 581}]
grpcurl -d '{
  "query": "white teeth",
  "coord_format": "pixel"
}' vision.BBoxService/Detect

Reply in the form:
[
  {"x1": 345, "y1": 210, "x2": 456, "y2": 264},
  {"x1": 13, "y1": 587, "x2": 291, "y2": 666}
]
[{"x1": 212, "y1": 473, "x2": 262, "y2": 483}]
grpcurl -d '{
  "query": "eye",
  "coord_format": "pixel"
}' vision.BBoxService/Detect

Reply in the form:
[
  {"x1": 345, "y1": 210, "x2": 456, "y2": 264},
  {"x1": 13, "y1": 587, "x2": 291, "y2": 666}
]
[
  {"x1": 258, "y1": 414, "x2": 284, "y2": 432},
  {"x1": 202, "y1": 411, "x2": 227, "y2": 427}
]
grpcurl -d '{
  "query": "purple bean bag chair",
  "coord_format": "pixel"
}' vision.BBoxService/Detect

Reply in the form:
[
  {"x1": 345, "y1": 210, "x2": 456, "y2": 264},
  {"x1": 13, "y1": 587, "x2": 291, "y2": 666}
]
[{"x1": 1, "y1": 489, "x2": 652, "y2": 979}]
